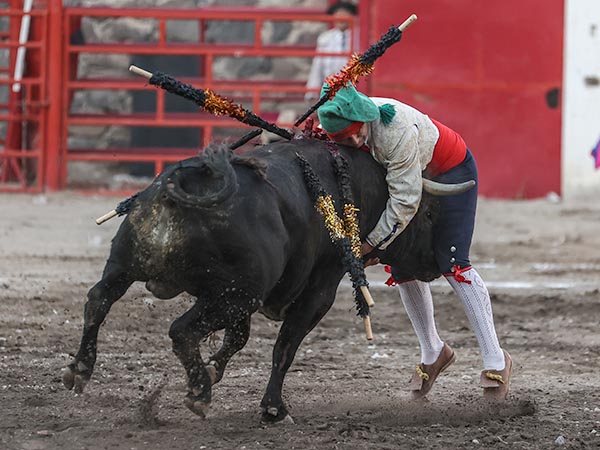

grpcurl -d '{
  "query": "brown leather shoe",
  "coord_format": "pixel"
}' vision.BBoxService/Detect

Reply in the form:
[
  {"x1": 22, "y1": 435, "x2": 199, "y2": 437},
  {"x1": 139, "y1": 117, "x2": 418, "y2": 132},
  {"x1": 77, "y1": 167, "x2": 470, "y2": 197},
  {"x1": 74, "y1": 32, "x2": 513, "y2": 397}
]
[
  {"x1": 481, "y1": 350, "x2": 513, "y2": 402},
  {"x1": 409, "y1": 343, "x2": 456, "y2": 399}
]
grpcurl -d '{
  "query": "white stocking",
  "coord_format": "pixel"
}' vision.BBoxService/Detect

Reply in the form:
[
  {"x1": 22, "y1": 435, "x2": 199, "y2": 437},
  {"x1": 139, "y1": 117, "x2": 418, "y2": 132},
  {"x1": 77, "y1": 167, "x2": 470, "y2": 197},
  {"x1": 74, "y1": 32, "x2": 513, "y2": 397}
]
[
  {"x1": 446, "y1": 267, "x2": 505, "y2": 370},
  {"x1": 397, "y1": 280, "x2": 444, "y2": 364}
]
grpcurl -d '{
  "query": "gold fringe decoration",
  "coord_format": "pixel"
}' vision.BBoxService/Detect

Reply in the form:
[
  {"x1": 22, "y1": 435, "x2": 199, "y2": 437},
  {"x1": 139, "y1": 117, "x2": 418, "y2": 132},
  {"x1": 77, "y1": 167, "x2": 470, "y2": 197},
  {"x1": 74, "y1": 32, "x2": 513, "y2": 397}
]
[
  {"x1": 316, "y1": 195, "x2": 346, "y2": 241},
  {"x1": 343, "y1": 203, "x2": 362, "y2": 259},
  {"x1": 323, "y1": 54, "x2": 374, "y2": 99},
  {"x1": 203, "y1": 89, "x2": 247, "y2": 120}
]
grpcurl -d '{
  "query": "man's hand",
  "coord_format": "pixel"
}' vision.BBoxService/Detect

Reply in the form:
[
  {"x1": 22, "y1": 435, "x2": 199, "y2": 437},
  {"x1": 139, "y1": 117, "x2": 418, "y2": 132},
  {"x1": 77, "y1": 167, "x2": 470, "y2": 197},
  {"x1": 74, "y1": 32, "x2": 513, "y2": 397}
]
[
  {"x1": 361, "y1": 242, "x2": 374, "y2": 255},
  {"x1": 361, "y1": 242, "x2": 380, "y2": 267}
]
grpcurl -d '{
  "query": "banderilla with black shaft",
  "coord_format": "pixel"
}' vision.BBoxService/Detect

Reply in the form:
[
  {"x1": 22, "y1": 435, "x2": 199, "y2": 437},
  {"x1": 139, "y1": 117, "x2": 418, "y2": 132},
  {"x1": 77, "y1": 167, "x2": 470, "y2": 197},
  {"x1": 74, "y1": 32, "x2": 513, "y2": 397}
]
[
  {"x1": 295, "y1": 13, "x2": 417, "y2": 127},
  {"x1": 129, "y1": 65, "x2": 293, "y2": 141}
]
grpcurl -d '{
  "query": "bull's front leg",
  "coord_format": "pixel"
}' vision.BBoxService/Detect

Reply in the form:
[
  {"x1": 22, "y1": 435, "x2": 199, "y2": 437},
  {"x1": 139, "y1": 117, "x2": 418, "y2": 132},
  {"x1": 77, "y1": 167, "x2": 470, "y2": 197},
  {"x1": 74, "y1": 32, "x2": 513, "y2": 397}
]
[
  {"x1": 63, "y1": 268, "x2": 133, "y2": 393},
  {"x1": 260, "y1": 281, "x2": 338, "y2": 423},
  {"x1": 169, "y1": 298, "x2": 214, "y2": 418},
  {"x1": 207, "y1": 315, "x2": 251, "y2": 385}
]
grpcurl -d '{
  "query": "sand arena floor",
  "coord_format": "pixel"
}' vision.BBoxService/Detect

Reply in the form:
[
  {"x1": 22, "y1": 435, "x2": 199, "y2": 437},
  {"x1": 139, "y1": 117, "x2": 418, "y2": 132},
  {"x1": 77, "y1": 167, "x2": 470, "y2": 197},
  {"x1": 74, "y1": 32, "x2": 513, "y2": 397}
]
[{"x1": 1, "y1": 192, "x2": 599, "y2": 450}]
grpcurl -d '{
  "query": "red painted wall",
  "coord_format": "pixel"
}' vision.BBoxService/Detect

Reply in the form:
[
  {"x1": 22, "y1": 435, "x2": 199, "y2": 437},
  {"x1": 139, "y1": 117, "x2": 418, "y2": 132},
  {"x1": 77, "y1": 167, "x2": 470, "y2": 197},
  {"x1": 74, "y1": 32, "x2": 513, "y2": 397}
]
[{"x1": 360, "y1": 0, "x2": 564, "y2": 198}]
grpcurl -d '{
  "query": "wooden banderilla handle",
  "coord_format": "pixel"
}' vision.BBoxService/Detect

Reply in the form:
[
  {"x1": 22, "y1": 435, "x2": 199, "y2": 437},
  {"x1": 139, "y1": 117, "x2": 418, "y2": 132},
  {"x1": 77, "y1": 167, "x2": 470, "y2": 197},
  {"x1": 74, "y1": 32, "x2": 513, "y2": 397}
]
[
  {"x1": 360, "y1": 285, "x2": 374, "y2": 340},
  {"x1": 96, "y1": 209, "x2": 117, "y2": 225},
  {"x1": 360, "y1": 285, "x2": 375, "y2": 307},
  {"x1": 130, "y1": 65, "x2": 152, "y2": 79},
  {"x1": 398, "y1": 14, "x2": 418, "y2": 32},
  {"x1": 363, "y1": 315, "x2": 373, "y2": 341}
]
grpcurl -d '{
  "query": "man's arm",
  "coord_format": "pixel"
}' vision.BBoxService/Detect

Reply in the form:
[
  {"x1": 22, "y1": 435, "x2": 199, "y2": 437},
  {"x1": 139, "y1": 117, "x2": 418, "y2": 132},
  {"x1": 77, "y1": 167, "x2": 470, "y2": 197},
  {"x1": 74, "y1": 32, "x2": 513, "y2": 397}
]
[{"x1": 366, "y1": 125, "x2": 422, "y2": 250}]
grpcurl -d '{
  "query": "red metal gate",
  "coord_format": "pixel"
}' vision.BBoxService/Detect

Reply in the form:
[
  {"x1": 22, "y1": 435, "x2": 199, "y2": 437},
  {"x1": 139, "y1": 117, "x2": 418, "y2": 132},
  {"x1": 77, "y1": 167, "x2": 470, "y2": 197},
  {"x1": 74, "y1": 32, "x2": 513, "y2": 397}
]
[
  {"x1": 62, "y1": 5, "x2": 357, "y2": 191},
  {"x1": 0, "y1": 2, "x2": 357, "y2": 192},
  {"x1": 0, "y1": 0, "x2": 49, "y2": 192}
]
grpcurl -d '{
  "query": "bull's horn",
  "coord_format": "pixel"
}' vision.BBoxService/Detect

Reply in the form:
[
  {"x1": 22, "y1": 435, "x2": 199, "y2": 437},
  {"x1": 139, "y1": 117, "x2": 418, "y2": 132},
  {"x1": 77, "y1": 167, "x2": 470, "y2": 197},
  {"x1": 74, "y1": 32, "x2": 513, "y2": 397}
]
[{"x1": 422, "y1": 179, "x2": 476, "y2": 196}]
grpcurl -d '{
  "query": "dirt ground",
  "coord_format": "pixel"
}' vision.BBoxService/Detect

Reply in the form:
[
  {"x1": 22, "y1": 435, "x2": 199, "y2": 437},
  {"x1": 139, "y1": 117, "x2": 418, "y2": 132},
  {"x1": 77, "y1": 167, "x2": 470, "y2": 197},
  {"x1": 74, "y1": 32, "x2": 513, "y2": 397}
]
[{"x1": 1, "y1": 191, "x2": 599, "y2": 450}]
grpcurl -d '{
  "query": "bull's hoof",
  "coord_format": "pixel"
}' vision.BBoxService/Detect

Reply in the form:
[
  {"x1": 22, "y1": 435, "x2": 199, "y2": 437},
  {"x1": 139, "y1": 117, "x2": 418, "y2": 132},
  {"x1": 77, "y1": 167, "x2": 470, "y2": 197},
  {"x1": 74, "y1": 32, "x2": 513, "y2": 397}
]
[
  {"x1": 260, "y1": 405, "x2": 293, "y2": 424},
  {"x1": 205, "y1": 363, "x2": 218, "y2": 385},
  {"x1": 184, "y1": 395, "x2": 210, "y2": 418},
  {"x1": 62, "y1": 366, "x2": 89, "y2": 394},
  {"x1": 206, "y1": 360, "x2": 226, "y2": 385}
]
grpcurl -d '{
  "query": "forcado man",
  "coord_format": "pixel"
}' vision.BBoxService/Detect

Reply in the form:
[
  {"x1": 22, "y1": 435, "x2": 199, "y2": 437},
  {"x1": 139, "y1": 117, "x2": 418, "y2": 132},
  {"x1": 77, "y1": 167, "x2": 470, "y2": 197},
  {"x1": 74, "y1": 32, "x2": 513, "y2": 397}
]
[{"x1": 317, "y1": 82, "x2": 513, "y2": 401}]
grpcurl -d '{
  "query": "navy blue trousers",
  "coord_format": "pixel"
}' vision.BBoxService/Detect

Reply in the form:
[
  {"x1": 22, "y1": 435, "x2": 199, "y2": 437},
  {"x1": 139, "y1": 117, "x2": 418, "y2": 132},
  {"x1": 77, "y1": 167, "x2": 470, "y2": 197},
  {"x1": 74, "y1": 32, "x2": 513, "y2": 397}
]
[{"x1": 392, "y1": 149, "x2": 478, "y2": 280}]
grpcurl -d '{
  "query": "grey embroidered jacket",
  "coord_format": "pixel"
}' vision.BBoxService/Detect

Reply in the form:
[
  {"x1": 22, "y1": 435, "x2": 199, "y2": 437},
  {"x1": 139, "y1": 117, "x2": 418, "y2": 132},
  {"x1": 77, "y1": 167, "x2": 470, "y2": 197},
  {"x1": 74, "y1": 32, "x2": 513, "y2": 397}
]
[{"x1": 365, "y1": 97, "x2": 440, "y2": 249}]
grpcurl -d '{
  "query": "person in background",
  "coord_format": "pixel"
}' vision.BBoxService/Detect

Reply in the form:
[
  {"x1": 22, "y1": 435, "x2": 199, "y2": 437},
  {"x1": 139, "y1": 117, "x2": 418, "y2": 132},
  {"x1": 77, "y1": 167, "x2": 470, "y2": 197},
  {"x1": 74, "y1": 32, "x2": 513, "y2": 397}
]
[
  {"x1": 317, "y1": 82, "x2": 513, "y2": 402},
  {"x1": 305, "y1": 1, "x2": 358, "y2": 100}
]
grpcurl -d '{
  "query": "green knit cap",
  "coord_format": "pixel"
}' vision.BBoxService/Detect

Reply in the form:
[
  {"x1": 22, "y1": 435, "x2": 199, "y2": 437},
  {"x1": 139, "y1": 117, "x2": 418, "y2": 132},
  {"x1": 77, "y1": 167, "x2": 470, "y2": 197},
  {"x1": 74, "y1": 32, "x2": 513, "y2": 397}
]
[{"x1": 317, "y1": 83, "x2": 380, "y2": 133}]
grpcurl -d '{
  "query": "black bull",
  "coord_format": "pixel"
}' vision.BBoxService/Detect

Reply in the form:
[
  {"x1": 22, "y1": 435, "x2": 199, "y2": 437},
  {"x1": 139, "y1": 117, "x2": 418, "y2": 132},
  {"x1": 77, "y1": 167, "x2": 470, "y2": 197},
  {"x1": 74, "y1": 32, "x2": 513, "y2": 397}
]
[{"x1": 62, "y1": 138, "x2": 444, "y2": 422}]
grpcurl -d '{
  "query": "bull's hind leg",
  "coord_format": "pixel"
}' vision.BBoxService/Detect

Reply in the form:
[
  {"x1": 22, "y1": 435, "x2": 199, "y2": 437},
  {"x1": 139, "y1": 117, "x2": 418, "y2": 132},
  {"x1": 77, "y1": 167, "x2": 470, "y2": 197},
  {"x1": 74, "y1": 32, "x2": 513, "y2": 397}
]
[
  {"x1": 169, "y1": 298, "x2": 215, "y2": 417},
  {"x1": 63, "y1": 267, "x2": 133, "y2": 393},
  {"x1": 170, "y1": 299, "x2": 253, "y2": 418},
  {"x1": 260, "y1": 281, "x2": 338, "y2": 423},
  {"x1": 207, "y1": 315, "x2": 251, "y2": 385}
]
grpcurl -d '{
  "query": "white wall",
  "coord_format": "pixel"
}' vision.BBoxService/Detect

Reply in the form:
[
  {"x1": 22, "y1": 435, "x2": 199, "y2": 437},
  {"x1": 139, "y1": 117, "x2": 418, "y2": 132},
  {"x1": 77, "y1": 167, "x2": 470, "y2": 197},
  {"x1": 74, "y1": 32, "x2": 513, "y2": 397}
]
[{"x1": 562, "y1": 0, "x2": 600, "y2": 198}]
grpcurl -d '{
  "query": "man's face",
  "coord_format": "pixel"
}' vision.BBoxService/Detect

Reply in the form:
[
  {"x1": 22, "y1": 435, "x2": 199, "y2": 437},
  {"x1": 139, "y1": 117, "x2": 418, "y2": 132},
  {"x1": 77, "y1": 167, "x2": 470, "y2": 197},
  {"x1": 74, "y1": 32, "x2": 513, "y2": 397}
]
[
  {"x1": 333, "y1": 123, "x2": 368, "y2": 148},
  {"x1": 333, "y1": 10, "x2": 353, "y2": 31}
]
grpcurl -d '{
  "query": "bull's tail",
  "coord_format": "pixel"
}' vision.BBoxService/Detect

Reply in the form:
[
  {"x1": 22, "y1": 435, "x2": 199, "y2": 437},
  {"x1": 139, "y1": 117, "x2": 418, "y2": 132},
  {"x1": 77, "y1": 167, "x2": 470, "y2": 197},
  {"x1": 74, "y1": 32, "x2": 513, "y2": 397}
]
[{"x1": 164, "y1": 144, "x2": 238, "y2": 208}]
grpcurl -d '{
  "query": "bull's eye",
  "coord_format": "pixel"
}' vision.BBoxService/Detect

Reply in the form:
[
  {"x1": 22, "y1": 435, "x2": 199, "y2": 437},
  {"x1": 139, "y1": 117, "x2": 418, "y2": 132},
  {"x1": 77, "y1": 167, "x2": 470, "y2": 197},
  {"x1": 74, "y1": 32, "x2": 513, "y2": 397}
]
[{"x1": 426, "y1": 211, "x2": 432, "y2": 218}]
